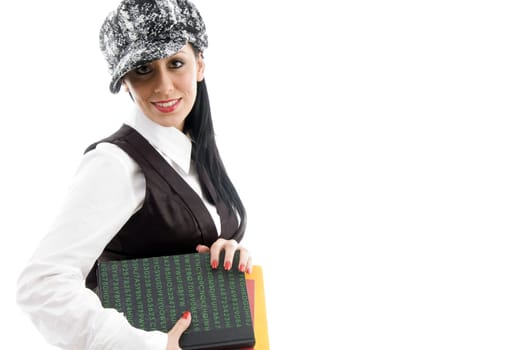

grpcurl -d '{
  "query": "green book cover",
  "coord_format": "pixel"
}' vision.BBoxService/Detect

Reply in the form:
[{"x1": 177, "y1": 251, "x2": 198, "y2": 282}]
[{"x1": 97, "y1": 252, "x2": 256, "y2": 350}]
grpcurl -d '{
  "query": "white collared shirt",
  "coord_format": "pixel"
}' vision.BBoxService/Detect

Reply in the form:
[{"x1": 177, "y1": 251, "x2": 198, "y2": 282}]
[{"x1": 16, "y1": 108, "x2": 221, "y2": 350}]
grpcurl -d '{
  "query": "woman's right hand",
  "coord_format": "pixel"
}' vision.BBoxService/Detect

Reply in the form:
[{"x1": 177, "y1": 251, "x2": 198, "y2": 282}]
[{"x1": 166, "y1": 311, "x2": 191, "y2": 350}]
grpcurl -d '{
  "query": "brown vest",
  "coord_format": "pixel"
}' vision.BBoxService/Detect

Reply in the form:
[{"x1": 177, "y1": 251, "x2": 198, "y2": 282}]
[{"x1": 84, "y1": 125, "x2": 241, "y2": 289}]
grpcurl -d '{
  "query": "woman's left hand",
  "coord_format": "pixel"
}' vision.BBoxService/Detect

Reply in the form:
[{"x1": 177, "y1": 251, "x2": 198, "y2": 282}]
[{"x1": 196, "y1": 239, "x2": 252, "y2": 274}]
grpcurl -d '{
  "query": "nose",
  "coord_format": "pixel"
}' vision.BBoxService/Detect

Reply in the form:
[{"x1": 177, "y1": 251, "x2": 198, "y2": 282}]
[{"x1": 153, "y1": 67, "x2": 174, "y2": 95}]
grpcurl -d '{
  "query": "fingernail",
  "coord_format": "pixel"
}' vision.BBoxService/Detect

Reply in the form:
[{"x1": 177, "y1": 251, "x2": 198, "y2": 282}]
[
  {"x1": 211, "y1": 260, "x2": 218, "y2": 269},
  {"x1": 224, "y1": 261, "x2": 232, "y2": 271},
  {"x1": 246, "y1": 266, "x2": 252, "y2": 274},
  {"x1": 182, "y1": 311, "x2": 191, "y2": 319},
  {"x1": 238, "y1": 264, "x2": 245, "y2": 272}
]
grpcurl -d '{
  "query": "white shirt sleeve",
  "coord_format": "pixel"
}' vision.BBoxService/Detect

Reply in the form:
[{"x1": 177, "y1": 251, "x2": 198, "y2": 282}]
[{"x1": 16, "y1": 143, "x2": 168, "y2": 350}]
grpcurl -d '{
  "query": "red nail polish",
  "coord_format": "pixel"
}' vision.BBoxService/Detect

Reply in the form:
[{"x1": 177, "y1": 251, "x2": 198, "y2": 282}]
[
  {"x1": 182, "y1": 311, "x2": 191, "y2": 319},
  {"x1": 224, "y1": 261, "x2": 232, "y2": 271},
  {"x1": 211, "y1": 260, "x2": 218, "y2": 269},
  {"x1": 238, "y1": 264, "x2": 245, "y2": 272}
]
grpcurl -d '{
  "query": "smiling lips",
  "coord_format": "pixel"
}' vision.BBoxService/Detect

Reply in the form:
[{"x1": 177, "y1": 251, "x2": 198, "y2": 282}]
[{"x1": 152, "y1": 99, "x2": 180, "y2": 113}]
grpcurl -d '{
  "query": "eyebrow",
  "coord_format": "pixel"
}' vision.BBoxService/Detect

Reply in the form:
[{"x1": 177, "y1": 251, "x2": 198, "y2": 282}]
[{"x1": 169, "y1": 50, "x2": 190, "y2": 59}]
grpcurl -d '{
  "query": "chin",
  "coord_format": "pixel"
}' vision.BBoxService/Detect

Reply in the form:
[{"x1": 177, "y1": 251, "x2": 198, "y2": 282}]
[{"x1": 160, "y1": 117, "x2": 185, "y2": 130}]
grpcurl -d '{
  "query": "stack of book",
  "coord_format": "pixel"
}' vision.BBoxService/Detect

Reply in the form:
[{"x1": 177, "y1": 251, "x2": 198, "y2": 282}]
[{"x1": 97, "y1": 252, "x2": 269, "y2": 349}]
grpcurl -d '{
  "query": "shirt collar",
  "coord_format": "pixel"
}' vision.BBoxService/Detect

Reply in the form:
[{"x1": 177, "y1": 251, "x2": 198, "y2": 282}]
[{"x1": 126, "y1": 107, "x2": 192, "y2": 175}]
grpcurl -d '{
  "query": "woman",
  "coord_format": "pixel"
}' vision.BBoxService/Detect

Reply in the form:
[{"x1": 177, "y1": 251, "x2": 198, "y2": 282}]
[{"x1": 16, "y1": 0, "x2": 251, "y2": 349}]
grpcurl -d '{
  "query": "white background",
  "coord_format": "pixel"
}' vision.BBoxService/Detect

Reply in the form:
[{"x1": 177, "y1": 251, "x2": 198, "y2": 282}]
[{"x1": 1, "y1": 0, "x2": 526, "y2": 349}]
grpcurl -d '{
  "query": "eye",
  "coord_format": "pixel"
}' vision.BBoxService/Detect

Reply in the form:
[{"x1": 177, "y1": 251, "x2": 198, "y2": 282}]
[
  {"x1": 134, "y1": 64, "x2": 152, "y2": 75},
  {"x1": 169, "y1": 59, "x2": 184, "y2": 69}
]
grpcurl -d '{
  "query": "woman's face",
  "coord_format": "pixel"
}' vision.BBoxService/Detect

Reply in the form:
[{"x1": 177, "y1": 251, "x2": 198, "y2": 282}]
[{"x1": 123, "y1": 44, "x2": 205, "y2": 130}]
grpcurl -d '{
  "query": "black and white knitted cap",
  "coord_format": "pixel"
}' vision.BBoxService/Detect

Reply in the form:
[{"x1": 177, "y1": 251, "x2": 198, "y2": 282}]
[{"x1": 100, "y1": 0, "x2": 208, "y2": 94}]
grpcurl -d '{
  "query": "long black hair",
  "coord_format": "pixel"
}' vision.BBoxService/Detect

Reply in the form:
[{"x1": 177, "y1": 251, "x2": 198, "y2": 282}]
[{"x1": 183, "y1": 78, "x2": 246, "y2": 240}]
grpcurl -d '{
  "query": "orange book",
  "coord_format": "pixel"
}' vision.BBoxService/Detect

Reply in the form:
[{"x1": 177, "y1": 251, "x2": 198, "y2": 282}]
[{"x1": 243, "y1": 266, "x2": 269, "y2": 350}]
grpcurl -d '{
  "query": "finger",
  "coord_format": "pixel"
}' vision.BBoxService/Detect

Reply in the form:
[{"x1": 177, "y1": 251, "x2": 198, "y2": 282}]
[
  {"x1": 244, "y1": 255, "x2": 253, "y2": 275},
  {"x1": 195, "y1": 244, "x2": 210, "y2": 254},
  {"x1": 237, "y1": 247, "x2": 251, "y2": 273},
  {"x1": 209, "y1": 238, "x2": 227, "y2": 269},
  {"x1": 219, "y1": 240, "x2": 238, "y2": 271},
  {"x1": 168, "y1": 311, "x2": 192, "y2": 340}
]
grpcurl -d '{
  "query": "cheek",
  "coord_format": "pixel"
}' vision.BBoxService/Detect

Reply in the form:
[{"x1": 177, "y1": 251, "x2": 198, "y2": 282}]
[
  {"x1": 178, "y1": 73, "x2": 198, "y2": 94},
  {"x1": 128, "y1": 82, "x2": 154, "y2": 106}
]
